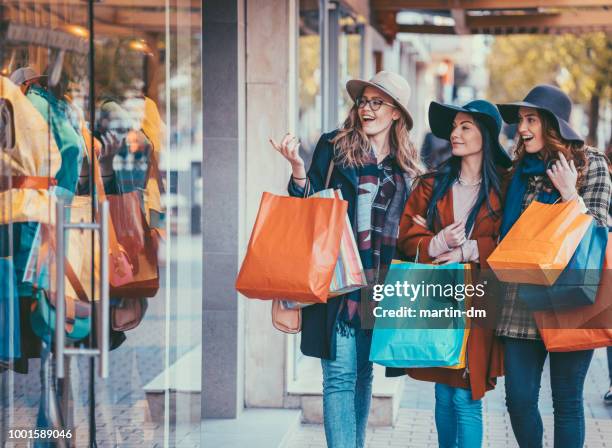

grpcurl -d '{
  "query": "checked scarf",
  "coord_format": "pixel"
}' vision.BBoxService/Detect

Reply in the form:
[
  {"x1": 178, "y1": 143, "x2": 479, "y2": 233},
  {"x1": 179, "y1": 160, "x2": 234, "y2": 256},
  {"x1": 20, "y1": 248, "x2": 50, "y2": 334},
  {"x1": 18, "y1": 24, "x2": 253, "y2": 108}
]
[{"x1": 339, "y1": 150, "x2": 409, "y2": 329}]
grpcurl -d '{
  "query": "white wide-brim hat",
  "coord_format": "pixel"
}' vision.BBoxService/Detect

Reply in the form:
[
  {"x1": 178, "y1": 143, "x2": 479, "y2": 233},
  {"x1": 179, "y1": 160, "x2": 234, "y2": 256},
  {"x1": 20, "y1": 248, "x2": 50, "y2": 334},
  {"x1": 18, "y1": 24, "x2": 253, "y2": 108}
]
[
  {"x1": 346, "y1": 70, "x2": 413, "y2": 130},
  {"x1": 9, "y1": 66, "x2": 47, "y2": 86}
]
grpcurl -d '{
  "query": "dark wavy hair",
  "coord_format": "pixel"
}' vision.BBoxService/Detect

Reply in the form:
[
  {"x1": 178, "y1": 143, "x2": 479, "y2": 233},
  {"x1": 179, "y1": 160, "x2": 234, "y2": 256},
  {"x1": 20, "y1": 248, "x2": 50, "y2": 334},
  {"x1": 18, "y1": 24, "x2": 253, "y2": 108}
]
[
  {"x1": 426, "y1": 117, "x2": 502, "y2": 234},
  {"x1": 513, "y1": 109, "x2": 587, "y2": 190}
]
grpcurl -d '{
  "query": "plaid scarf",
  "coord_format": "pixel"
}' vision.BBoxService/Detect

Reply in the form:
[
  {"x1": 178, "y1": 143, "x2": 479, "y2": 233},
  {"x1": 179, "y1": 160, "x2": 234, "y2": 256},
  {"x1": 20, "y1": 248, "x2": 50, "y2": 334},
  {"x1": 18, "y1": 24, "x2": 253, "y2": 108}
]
[{"x1": 340, "y1": 151, "x2": 409, "y2": 328}]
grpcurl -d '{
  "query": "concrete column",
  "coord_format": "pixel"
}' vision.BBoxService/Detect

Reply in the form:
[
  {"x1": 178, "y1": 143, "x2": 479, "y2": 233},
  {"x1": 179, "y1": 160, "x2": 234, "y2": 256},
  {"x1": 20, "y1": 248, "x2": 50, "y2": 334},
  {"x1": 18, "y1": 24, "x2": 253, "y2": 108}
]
[
  {"x1": 202, "y1": 0, "x2": 246, "y2": 419},
  {"x1": 243, "y1": 0, "x2": 294, "y2": 408}
]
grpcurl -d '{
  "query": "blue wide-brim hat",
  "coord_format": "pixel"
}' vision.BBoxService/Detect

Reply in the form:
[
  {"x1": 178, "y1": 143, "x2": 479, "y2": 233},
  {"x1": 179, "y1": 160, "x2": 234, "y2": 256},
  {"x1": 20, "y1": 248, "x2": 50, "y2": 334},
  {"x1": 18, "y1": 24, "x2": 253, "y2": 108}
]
[
  {"x1": 428, "y1": 99, "x2": 512, "y2": 168},
  {"x1": 497, "y1": 84, "x2": 583, "y2": 145}
]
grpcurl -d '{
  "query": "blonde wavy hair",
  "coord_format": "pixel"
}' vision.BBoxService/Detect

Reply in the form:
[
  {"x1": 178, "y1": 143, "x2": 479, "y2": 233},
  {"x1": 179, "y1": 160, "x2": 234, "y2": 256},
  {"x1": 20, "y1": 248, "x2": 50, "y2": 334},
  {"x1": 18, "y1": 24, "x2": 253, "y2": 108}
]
[
  {"x1": 514, "y1": 110, "x2": 588, "y2": 189},
  {"x1": 330, "y1": 104, "x2": 422, "y2": 177}
]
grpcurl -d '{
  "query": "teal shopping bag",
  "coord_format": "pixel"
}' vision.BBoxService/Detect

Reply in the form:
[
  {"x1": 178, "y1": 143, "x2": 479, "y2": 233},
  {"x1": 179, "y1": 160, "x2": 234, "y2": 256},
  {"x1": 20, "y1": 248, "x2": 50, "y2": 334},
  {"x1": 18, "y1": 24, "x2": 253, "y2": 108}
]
[
  {"x1": 369, "y1": 261, "x2": 469, "y2": 368},
  {"x1": 518, "y1": 222, "x2": 608, "y2": 310}
]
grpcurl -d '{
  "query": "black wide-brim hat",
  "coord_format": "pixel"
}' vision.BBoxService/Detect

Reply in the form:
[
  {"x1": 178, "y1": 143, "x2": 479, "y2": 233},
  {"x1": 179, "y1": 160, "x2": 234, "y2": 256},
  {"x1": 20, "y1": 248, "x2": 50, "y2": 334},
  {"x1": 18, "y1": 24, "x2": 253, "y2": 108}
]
[
  {"x1": 497, "y1": 84, "x2": 583, "y2": 145},
  {"x1": 428, "y1": 99, "x2": 512, "y2": 168}
]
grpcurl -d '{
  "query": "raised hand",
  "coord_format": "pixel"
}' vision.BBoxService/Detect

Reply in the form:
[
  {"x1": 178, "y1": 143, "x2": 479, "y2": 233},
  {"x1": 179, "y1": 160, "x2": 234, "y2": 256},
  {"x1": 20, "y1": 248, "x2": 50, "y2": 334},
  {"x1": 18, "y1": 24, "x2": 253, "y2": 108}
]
[
  {"x1": 270, "y1": 133, "x2": 307, "y2": 185},
  {"x1": 98, "y1": 130, "x2": 122, "y2": 177},
  {"x1": 269, "y1": 133, "x2": 304, "y2": 170},
  {"x1": 546, "y1": 152, "x2": 578, "y2": 201}
]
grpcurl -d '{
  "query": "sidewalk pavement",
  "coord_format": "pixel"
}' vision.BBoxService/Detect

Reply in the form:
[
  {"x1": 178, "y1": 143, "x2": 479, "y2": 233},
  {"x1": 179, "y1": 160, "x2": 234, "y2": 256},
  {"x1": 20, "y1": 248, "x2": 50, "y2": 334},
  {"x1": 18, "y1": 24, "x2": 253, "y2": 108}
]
[{"x1": 285, "y1": 347, "x2": 612, "y2": 448}]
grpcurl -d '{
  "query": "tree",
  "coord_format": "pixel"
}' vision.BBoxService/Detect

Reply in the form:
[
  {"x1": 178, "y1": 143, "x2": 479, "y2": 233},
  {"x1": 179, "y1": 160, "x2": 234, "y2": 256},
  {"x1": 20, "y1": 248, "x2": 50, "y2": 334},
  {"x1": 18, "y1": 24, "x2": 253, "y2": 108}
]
[{"x1": 487, "y1": 32, "x2": 611, "y2": 147}]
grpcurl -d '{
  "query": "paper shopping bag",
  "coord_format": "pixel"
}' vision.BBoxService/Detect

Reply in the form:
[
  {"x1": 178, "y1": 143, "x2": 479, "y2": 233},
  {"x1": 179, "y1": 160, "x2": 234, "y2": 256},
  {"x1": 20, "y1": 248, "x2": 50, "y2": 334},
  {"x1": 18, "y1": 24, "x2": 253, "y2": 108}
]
[
  {"x1": 535, "y1": 232, "x2": 612, "y2": 351},
  {"x1": 369, "y1": 261, "x2": 470, "y2": 368},
  {"x1": 487, "y1": 199, "x2": 592, "y2": 285},
  {"x1": 236, "y1": 191, "x2": 347, "y2": 303}
]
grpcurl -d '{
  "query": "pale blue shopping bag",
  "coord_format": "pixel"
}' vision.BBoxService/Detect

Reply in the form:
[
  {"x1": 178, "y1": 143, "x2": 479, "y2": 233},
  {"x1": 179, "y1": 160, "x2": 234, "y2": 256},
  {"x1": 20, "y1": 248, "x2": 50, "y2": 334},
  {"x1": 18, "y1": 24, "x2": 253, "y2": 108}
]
[{"x1": 369, "y1": 261, "x2": 469, "y2": 368}]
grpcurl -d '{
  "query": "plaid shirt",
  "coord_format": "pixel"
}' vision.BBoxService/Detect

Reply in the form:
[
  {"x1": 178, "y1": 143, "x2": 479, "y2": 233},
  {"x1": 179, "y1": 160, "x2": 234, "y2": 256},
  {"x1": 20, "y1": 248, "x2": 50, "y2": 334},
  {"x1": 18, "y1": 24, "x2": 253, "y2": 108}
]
[{"x1": 497, "y1": 147, "x2": 612, "y2": 340}]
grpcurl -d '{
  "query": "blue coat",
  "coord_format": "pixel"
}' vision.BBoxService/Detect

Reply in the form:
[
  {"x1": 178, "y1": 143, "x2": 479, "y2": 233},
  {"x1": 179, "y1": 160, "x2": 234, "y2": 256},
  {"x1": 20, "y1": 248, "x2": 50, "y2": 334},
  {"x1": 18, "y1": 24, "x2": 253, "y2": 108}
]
[
  {"x1": 287, "y1": 131, "x2": 359, "y2": 360},
  {"x1": 288, "y1": 130, "x2": 414, "y2": 360}
]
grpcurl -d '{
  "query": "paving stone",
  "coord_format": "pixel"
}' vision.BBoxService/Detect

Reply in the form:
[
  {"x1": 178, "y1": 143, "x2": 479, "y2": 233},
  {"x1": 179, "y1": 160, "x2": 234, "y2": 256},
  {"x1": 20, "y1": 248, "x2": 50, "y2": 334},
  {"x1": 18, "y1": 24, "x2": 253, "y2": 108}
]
[{"x1": 285, "y1": 348, "x2": 612, "y2": 447}]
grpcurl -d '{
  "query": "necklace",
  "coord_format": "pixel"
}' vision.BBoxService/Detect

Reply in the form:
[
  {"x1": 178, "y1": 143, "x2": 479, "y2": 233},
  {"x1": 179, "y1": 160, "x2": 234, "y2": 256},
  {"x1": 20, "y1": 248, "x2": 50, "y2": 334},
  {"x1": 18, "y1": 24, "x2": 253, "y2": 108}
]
[{"x1": 457, "y1": 176, "x2": 482, "y2": 186}]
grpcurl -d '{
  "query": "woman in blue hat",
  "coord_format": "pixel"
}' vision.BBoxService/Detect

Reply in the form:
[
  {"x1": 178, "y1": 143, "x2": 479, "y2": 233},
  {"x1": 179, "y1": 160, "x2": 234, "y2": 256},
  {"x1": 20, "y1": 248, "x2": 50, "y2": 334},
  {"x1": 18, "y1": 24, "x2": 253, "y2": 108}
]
[
  {"x1": 496, "y1": 84, "x2": 612, "y2": 448},
  {"x1": 393, "y1": 99, "x2": 511, "y2": 448}
]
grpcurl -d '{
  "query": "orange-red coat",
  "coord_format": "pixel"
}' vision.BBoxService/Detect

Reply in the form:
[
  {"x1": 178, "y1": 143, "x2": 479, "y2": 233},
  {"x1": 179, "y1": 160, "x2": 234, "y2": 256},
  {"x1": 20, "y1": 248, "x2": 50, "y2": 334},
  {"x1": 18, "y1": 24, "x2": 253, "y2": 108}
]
[{"x1": 391, "y1": 175, "x2": 505, "y2": 401}]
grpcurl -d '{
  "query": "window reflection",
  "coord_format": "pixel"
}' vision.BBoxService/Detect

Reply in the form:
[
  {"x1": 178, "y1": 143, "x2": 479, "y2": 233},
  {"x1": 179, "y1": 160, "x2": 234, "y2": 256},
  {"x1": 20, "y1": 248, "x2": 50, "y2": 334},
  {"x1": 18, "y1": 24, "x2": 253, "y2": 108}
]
[
  {"x1": 298, "y1": 0, "x2": 321, "y2": 167},
  {"x1": 338, "y1": 12, "x2": 362, "y2": 119},
  {"x1": 1, "y1": 1, "x2": 202, "y2": 445}
]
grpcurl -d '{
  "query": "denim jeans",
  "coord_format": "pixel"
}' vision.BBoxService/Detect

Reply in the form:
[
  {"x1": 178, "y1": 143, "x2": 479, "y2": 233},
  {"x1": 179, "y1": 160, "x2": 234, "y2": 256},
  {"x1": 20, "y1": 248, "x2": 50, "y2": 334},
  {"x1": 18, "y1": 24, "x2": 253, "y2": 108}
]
[
  {"x1": 321, "y1": 323, "x2": 373, "y2": 448},
  {"x1": 434, "y1": 383, "x2": 483, "y2": 448},
  {"x1": 504, "y1": 337, "x2": 594, "y2": 448}
]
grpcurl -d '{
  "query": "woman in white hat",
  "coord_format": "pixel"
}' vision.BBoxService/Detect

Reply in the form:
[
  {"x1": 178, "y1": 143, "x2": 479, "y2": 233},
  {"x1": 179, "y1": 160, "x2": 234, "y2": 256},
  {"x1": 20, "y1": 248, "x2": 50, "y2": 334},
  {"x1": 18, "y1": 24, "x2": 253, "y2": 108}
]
[{"x1": 271, "y1": 71, "x2": 421, "y2": 447}]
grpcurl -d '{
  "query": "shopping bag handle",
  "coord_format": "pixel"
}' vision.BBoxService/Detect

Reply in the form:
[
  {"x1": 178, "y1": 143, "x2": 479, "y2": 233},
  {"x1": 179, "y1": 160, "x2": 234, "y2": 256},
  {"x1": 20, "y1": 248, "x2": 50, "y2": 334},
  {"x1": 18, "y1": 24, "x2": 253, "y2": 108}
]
[
  {"x1": 413, "y1": 238, "x2": 423, "y2": 263},
  {"x1": 302, "y1": 177, "x2": 310, "y2": 199},
  {"x1": 302, "y1": 159, "x2": 334, "y2": 199},
  {"x1": 324, "y1": 159, "x2": 334, "y2": 189}
]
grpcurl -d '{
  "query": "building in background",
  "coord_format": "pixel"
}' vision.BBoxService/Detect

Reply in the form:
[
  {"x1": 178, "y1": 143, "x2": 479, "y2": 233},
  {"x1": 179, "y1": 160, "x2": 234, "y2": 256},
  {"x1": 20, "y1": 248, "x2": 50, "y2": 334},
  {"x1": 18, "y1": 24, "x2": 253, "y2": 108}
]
[
  {"x1": 2, "y1": 1, "x2": 607, "y2": 446},
  {"x1": 204, "y1": 2, "x2": 611, "y2": 445}
]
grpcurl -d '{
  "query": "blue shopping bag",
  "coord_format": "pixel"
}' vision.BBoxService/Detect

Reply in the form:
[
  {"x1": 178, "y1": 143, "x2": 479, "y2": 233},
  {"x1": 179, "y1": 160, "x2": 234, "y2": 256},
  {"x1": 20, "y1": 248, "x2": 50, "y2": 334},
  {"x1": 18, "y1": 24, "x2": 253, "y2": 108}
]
[
  {"x1": 0, "y1": 258, "x2": 21, "y2": 360},
  {"x1": 369, "y1": 261, "x2": 469, "y2": 368},
  {"x1": 518, "y1": 222, "x2": 608, "y2": 310}
]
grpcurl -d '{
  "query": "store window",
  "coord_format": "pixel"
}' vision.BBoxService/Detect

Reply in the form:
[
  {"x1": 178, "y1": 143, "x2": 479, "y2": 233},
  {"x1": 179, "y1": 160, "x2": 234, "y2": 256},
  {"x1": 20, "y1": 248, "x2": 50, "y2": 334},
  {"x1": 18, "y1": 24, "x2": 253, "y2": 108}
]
[
  {"x1": 291, "y1": 1, "x2": 364, "y2": 384},
  {"x1": 298, "y1": 0, "x2": 322, "y2": 167},
  {"x1": 0, "y1": 1, "x2": 203, "y2": 446},
  {"x1": 338, "y1": 11, "x2": 363, "y2": 120}
]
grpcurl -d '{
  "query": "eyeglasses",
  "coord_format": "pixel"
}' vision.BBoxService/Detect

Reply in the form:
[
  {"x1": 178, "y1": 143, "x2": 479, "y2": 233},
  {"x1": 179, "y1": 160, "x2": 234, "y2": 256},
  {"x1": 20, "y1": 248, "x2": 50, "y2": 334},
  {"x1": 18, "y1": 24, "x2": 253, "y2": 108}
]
[{"x1": 355, "y1": 97, "x2": 396, "y2": 111}]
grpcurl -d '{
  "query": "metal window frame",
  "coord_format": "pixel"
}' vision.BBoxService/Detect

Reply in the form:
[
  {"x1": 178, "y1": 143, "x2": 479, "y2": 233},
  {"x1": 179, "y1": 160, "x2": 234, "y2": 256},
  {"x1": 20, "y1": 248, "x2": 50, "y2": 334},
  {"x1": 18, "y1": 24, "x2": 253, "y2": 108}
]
[{"x1": 320, "y1": 0, "x2": 340, "y2": 132}]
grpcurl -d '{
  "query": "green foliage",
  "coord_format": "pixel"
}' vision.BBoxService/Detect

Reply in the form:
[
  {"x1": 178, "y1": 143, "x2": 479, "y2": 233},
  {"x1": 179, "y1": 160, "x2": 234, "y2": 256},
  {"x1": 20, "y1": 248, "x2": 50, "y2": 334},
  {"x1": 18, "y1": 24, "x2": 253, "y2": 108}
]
[
  {"x1": 486, "y1": 32, "x2": 611, "y2": 108},
  {"x1": 299, "y1": 34, "x2": 321, "y2": 112}
]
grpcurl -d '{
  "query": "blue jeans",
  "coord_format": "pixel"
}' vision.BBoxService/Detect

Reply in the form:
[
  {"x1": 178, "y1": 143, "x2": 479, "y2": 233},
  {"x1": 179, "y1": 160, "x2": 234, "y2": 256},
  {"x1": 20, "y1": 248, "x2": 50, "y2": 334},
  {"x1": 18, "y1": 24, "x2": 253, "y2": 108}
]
[
  {"x1": 504, "y1": 337, "x2": 594, "y2": 448},
  {"x1": 321, "y1": 324, "x2": 373, "y2": 448},
  {"x1": 434, "y1": 383, "x2": 483, "y2": 448}
]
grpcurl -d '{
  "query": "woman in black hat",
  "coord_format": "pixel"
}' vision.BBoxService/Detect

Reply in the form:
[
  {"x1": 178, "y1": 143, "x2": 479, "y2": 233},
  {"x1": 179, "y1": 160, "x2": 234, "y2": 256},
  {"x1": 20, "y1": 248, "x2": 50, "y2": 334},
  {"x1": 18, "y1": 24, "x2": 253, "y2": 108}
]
[
  {"x1": 496, "y1": 84, "x2": 612, "y2": 448},
  {"x1": 271, "y1": 71, "x2": 421, "y2": 448},
  {"x1": 393, "y1": 99, "x2": 511, "y2": 448}
]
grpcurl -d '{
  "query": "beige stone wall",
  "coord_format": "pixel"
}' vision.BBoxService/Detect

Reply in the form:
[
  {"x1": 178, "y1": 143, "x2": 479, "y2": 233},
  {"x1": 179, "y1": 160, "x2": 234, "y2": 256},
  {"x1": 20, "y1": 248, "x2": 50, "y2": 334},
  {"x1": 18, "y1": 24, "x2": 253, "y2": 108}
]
[
  {"x1": 243, "y1": 0, "x2": 295, "y2": 408},
  {"x1": 240, "y1": 0, "x2": 402, "y2": 411},
  {"x1": 343, "y1": 0, "x2": 369, "y2": 18}
]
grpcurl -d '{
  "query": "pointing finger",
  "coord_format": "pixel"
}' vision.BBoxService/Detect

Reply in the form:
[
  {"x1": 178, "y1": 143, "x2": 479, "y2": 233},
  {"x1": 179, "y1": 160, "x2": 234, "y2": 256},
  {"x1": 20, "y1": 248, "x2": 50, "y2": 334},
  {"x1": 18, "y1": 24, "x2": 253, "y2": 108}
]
[{"x1": 269, "y1": 137, "x2": 280, "y2": 151}]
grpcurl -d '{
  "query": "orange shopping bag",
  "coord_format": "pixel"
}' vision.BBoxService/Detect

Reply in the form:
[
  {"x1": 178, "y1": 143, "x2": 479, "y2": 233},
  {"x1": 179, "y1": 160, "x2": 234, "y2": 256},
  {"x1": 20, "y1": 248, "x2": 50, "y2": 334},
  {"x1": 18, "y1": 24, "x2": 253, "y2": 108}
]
[
  {"x1": 534, "y1": 233, "x2": 612, "y2": 352},
  {"x1": 235, "y1": 191, "x2": 348, "y2": 303},
  {"x1": 487, "y1": 199, "x2": 592, "y2": 285}
]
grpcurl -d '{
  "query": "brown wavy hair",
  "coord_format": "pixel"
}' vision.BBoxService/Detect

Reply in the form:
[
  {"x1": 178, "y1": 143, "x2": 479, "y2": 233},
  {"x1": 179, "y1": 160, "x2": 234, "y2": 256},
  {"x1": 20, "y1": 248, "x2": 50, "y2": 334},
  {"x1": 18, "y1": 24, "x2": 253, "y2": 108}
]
[
  {"x1": 513, "y1": 110, "x2": 588, "y2": 189},
  {"x1": 330, "y1": 105, "x2": 422, "y2": 178}
]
